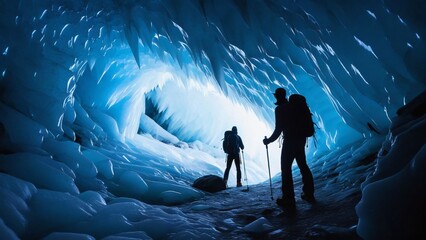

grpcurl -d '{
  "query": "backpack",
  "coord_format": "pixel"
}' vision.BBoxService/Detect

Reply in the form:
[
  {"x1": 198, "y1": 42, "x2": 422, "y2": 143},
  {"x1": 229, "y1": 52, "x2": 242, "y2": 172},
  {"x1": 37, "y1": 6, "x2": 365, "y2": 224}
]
[
  {"x1": 222, "y1": 130, "x2": 233, "y2": 154},
  {"x1": 222, "y1": 130, "x2": 240, "y2": 154},
  {"x1": 288, "y1": 94, "x2": 315, "y2": 137}
]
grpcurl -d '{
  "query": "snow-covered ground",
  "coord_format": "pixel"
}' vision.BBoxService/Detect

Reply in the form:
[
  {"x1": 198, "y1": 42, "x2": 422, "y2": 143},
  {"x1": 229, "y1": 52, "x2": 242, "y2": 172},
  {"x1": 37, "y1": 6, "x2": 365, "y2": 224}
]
[{"x1": 0, "y1": 133, "x2": 379, "y2": 239}]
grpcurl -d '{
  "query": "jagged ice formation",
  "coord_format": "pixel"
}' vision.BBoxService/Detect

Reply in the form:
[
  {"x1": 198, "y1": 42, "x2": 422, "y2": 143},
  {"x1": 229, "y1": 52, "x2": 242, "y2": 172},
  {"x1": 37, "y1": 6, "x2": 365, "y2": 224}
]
[{"x1": 0, "y1": 0, "x2": 425, "y2": 239}]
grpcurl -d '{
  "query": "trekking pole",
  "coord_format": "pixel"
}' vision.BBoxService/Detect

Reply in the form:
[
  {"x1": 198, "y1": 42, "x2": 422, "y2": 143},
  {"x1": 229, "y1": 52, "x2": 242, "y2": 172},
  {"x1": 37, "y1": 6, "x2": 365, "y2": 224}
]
[
  {"x1": 242, "y1": 150, "x2": 249, "y2": 192},
  {"x1": 264, "y1": 136, "x2": 274, "y2": 200}
]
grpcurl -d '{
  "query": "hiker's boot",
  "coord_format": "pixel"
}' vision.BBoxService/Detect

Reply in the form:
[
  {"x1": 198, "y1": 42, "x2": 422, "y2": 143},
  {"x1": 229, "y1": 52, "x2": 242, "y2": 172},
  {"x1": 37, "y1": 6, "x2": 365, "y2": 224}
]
[
  {"x1": 237, "y1": 181, "x2": 242, "y2": 187},
  {"x1": 223, "y1": 178, "x2": 228, "y2": 188},
  {"x1": 301, "y1": 192, "x2": 316, "y2": 203}
]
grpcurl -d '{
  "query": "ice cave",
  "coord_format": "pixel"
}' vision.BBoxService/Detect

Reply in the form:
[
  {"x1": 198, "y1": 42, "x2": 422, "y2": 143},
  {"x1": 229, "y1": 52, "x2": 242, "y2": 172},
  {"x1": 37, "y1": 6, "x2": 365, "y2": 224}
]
[{"x1": 0, "y1": 0, "x2": 425, "y2": 239}]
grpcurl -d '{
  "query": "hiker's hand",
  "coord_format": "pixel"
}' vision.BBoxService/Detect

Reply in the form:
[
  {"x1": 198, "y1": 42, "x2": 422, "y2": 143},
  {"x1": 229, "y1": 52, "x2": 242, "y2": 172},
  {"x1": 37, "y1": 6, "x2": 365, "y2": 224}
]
[{"x1": 263, "y1": 138, "x2": 270, "y2": 145}]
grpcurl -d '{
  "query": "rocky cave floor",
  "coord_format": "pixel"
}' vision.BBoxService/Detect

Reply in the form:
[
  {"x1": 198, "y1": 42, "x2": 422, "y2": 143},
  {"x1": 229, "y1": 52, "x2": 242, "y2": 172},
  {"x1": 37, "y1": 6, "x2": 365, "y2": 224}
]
[{"x1": 180, "y1": 173, "x2": 364, "y2": 240}]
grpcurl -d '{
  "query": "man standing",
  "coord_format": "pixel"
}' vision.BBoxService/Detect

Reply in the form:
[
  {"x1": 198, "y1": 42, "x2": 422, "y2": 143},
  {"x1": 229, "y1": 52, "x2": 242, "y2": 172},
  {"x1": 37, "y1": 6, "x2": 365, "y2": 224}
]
[
  {"x1": 263, "y1": 88, "x2": 315, "y2": 209},
  {"x1": 223, "y1": 126, "x2": 245, "y2": 187}
]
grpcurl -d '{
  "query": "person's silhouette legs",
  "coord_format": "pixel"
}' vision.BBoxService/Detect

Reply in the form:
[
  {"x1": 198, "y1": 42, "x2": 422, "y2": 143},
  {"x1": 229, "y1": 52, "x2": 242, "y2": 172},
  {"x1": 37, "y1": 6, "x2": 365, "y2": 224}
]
[
  {"x1": 279, "y1": 142, "x2": 296, "y2": 208},
  {"x1": 223, "y1": 156, "x2": 234, "y2": 186},
  {"x1": 294, "y1": 139, "x2": 315, "y2": 202},
  {"x1": 235, "y1": 155, "x2": 242, "y2": 187},
  {"x1": 279, "y1": 137, "x2": 316, "y2": 207},
  {"x1": 223, "y1": 154, "x2": 243, "y2": 187}
]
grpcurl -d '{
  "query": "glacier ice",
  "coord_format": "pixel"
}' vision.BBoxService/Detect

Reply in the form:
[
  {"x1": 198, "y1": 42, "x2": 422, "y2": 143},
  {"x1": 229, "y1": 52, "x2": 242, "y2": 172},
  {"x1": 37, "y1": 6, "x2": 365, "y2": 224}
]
[
  {"x1": 0, "y1": 0, "x2": 425, "y2": 239},
  {"x1": 356, "y1": 99, "x2": 426, "y2": 239},
  {"x1": 242, "y1": 217, "x2": 274, "y2": 233}
]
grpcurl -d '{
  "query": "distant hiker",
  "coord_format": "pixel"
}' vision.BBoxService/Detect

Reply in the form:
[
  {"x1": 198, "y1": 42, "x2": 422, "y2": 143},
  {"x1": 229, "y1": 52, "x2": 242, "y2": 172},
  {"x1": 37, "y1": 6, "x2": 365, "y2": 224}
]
[
  {"x1": 263, "y1": 88, "x2": 315, "y2": 208},
  {"x1": 223, "y1": 126, "x2": 245, "y2": 187}
]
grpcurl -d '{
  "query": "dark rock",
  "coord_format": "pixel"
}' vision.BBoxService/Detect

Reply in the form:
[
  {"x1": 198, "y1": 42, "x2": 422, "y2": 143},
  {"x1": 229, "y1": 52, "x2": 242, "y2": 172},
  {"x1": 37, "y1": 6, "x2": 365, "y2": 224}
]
[{"x1": 192, "y1": 175, "x2": 226, "y2": 193}]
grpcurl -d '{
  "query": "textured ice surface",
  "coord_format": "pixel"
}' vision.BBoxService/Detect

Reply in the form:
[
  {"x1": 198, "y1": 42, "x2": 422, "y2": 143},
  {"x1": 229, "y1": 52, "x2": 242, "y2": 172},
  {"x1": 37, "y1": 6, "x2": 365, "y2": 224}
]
[
  {"x1": 0, "y1": 0, "x2": 425, "y2": 239},
  {"x1": 356, "y1": 106, "x2": 426, "y2": 239}
]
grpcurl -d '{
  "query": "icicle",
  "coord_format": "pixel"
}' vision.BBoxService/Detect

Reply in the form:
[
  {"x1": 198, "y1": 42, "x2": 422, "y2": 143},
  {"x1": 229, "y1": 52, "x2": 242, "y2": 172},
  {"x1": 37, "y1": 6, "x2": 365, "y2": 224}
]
[{"x1": 124, "y1": 24, "x2": 141, "y2": 68}]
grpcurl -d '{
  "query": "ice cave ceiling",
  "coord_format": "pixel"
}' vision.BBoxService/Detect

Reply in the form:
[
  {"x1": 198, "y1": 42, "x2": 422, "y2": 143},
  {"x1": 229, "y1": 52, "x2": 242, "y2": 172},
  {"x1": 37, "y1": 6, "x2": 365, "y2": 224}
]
[{"x1": 1, "y1": 0, "x2": 425, "y2": 151}]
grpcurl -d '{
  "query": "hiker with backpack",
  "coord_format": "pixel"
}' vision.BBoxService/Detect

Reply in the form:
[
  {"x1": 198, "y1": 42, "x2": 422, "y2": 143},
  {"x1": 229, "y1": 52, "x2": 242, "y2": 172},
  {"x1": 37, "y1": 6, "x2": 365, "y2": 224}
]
[
  {"x1": 223, "y1": 126, "x2": 245, "y2": 187},
  {"x1": 263, "y1": 87, "x2": 315, "y2": 209}
]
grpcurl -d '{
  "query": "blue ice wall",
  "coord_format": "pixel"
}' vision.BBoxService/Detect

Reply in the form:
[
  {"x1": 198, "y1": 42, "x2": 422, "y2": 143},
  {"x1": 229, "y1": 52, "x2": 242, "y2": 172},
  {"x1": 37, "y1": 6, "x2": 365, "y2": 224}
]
[{"x1": 0, "y1": 0, "x2": 425, "y2": 156}]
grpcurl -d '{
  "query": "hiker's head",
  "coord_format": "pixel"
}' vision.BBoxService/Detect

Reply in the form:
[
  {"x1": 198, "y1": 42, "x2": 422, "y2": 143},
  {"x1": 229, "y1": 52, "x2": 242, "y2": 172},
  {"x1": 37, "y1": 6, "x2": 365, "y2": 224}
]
[
  {"x1": 273, "y1": 87, "x2": 286, "y2": 104},
  {"x1": 273, "y1": 88, "x2": 286, "y2": 98},
  {"x1": 232, "y1": 126, "x2": 238, "y2": 134}
]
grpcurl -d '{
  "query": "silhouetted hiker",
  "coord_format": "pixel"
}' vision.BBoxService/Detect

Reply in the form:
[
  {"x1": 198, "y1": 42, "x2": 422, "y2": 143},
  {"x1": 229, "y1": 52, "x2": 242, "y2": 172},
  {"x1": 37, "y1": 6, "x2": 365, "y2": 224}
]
[
  {"x1": 263, "y1": 88, "x2": 315, "y2": 209},
  {"x1": 223, "y1": 126, "x2": 245, "y2": 187}
]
